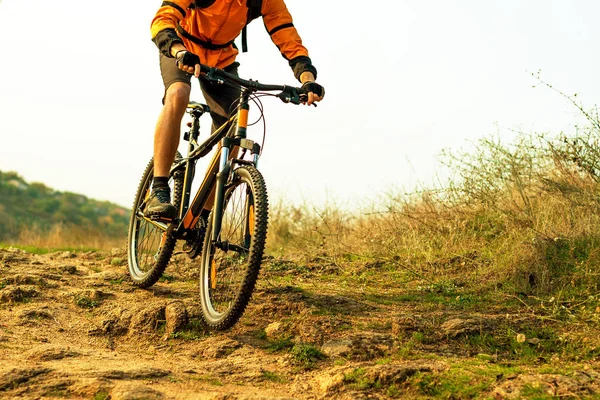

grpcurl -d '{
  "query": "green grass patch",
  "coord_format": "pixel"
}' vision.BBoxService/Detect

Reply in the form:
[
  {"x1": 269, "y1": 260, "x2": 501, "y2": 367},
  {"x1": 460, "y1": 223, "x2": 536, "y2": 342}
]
[
  {"x1": 0, "y1": 243, "x2": 99, "y2": 254},
  {"x1": 159, "y1": 273, "x2": 176, "y2": 283},
  {"x1": 521, "y1": 383, "x2": 551, "y2": 398},
  {"x1": 110, "y1": 257, "x2": 124, "y2": 266},
  {"x1": 408, "y1": 362, "x2": 520, "y2": 399},
  {"x1": 170, "y1": 331, "x2": 206, "y2": 341},
  {"x1": 363, "y1": 289, "x2": 492, "y2": 311},
  {"x1": 262, "y1": 370, "x2": 286, "y2": 383},
  {"x1": 169, "y1": 319, "x2": 208, "y2": 341},
  {"x1": 291, "y1": 344, "x2": 327, "y2": 370},
  {"x1": 343, "y1": 368, "x2": 381, "y2": 391},
  {"x1": 189, "y1": 374, "x2": 223, "y2": 386},
  {"x1": 93, "y1": 391, "x2": 110, "y2": 400},
  {"x1": 75, "y1": 296, "x2": 99, "y2": 309},
  {"x1": 266, "y1": 336, "x2": 294, "y2": 352}
]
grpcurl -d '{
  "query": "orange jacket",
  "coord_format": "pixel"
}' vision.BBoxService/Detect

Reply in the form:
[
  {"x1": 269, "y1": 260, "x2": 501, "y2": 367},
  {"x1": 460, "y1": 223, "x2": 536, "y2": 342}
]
[{"x1": 151, "y1": 0, "x2": 317, "y2": 81}]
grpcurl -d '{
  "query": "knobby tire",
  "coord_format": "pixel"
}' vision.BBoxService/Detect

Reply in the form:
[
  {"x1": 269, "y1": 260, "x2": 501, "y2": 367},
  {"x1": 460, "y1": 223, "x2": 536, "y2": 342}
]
[
  {"x1": 127, "y1": 153, "x2": 183, "y2": 288},
  {"x1": 199, "y1": 165, "x2": 268, "y2": 330}
]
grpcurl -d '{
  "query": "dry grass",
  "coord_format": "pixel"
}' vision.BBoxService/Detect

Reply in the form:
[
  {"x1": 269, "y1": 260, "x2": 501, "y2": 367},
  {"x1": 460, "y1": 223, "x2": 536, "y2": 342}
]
[
  {"x1": 266, "y1": 96, "x2": 600, "y2": 328},
  {"x1": 9, "y1": 222, "x2": 125, "y2": 252}
]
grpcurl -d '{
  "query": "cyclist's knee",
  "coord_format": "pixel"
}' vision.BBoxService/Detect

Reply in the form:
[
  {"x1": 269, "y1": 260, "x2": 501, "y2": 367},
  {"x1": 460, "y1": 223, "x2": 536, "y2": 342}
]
[{"x1": 164, "y1": 82, "x2": 191, "y2": 111}]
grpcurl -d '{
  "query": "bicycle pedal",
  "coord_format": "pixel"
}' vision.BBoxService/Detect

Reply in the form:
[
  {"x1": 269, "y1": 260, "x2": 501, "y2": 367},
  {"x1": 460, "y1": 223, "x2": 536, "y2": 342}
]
[{"x1": 149, "y1": 215, "x2": 175, "y2": 223}]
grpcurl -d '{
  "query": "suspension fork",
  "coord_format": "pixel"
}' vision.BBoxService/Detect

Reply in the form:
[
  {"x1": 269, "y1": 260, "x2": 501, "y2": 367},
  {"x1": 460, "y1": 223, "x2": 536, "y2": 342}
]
[{"x1": 211, "y1": 88, "x2": 252, "y2": 243}]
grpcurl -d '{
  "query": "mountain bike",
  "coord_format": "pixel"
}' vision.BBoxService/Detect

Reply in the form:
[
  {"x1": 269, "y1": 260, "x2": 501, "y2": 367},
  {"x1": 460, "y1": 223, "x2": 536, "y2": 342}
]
[{"x1": 127, "y1": 64, "x2": 310, "y2": 330}]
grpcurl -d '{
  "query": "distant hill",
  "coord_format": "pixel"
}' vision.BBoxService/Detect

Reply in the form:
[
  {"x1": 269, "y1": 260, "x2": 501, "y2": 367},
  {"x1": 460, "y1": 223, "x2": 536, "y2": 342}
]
[{"x1": 0, "y1": 170, "x2": 129, "y2": 242}]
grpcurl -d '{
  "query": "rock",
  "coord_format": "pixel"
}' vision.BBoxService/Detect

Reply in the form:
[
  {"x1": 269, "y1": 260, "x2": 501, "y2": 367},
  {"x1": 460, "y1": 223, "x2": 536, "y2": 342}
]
[
  {"x1": 92, "y1": 307, "x2": 134, "y2": 336},
  {"x1": 321, "y1": 339, "x2": 352, "y2": 358},
  {"x1": 391, "y1": 316, "x2": 418, "y2": 336},
  {"x1": 164, "y1": 301, "x2": 188, "y2": 336},
  {"x1": 27, "y1": 346, "x2": 80, "y2": 361},
  {"x1": 58, "y1": 265, "x2": 78, "y2": 274},
  {"x1": 88, "y1": 271, "x2": 127, "y2": 282},
  {"x1": 316, "y1": 368, "x2": 348, "y2": 394},
  {"x1": 111, "y1": 248, "x2": 126, "y2": 257},
  {"x1": 492, "y1": 372, "x2": 599, "y2": 399},
  {"x1": 342, "y1": 333, "x2": 394, "y2": 361},
  {"x1": 38, "y1": 378, "x2": 75, "y2": 396},
  {"x1": 3, "y1": 247, "x2": 27, "y2": 254},
  {"x1": 202, "y1": 338, "x2": 242, "y2": 358},
  {"x1": 73, "y1": 289, "x2": 110, "y2": 301},
  {"x1": 129, "y1": 305, "x2": 166, "y2": 334},
  {"x1": 363, "y1": 364, "x2": 429, "y2": 386},
  {"x1": 0, "y1": 285, "x2": 40, "y2": 303},
  {"x1": 55, "y1": 251, "x2": 77, "y2": 259},
  {"x1": 440, "y1": 317, "x2": 484, "y2": 338},
  {"x1": 67, "y1": 378, "x2": 111, "y2": 399},
  {"x1": 265, "y1": 321, "x2": 284, "y2": 339},
  {"x1": 0, "y1": 368, "x2": 52, "y2": 391},
  {"x1": 18, "y1": 307, "x2": 54, "y2": 322},
  {"x1": 293, "y1": 315, "x2": 340, "y2": 345},
  {"x1": 7, "y1": 274, "x2": 46, "y2": 286},
  {"x1": 97, "y1": 368, "x2": 170, "y2": 380},
  {"x1": 1, "y1": 249, "x2": 29, "y2": 263},
  {"x1": 110, "y1": 383, "x2": 164, "y2": 400}
]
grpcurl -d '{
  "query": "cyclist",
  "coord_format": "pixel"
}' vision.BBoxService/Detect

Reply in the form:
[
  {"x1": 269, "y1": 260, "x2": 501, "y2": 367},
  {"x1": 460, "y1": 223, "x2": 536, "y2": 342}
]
[{"x1": 145, "y1": 0, "x2": 325, "y2": 220}]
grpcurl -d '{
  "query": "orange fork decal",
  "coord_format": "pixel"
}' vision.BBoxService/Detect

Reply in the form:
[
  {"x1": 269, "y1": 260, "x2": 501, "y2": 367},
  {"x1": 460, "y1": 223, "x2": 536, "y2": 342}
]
[
  {"x1": 238, "y1": 108, "x2": 249, "y2": 129},
  {"x1": 210, "y1": 259, "x2": 217, "y2": 289},
  {"x1": 248, "y1": 205, "x2": 255, "y2": 232}
]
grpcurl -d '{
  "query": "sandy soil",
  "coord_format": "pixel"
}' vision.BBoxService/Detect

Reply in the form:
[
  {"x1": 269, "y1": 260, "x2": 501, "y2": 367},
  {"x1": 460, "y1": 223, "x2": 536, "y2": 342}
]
[{"x1": 0, "y1": 247, "x2": 598, "y2": 399}]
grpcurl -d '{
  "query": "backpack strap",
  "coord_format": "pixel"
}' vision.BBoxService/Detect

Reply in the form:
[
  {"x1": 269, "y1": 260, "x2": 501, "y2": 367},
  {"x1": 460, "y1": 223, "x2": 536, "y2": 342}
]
[
  {"x1": 242, "y1": 0, "x2": 263, "y2": 52},
  {"x1": 188, "y1": 0, "x2": 216, "y2": 9}
]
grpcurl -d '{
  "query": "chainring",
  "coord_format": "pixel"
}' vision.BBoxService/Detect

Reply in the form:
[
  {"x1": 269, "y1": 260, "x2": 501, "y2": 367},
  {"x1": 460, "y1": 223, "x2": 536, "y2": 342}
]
[{"x1": 183, "y1": 217, "x2": 206, "y2": 259}]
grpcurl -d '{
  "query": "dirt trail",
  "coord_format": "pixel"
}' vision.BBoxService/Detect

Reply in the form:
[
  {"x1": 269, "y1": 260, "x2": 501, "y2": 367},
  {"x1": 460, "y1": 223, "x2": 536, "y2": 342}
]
[{"x1": 0, "y1": 247, "x2": 598, "y2": 399}]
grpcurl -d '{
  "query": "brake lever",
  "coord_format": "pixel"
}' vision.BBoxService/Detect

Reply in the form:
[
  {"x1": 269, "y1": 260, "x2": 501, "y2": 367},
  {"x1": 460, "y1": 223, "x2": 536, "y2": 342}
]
[
  {"x1": 278, "y1": 89, "x2": 317, "y2": 107},
  {"x1": 205, "y1": 68, "x2": 224, "y2": 84},
  {"x1": 277, "y1": 87, "x2": 300, "y2": 105}
]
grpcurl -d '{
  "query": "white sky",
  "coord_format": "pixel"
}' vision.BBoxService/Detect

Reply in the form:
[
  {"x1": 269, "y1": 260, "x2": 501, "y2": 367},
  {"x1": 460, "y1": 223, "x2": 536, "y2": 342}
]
[{"x1": 1, "y1": 1, "x2": 599, "y2": 210}]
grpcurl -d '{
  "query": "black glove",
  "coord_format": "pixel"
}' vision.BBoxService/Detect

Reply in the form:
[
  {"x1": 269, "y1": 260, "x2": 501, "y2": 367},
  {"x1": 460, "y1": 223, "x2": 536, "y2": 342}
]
[
  {"x1": 301, "y1": 81, "x2": 325, "y2": 98},
  {"x1": 176, "y1": 50, "x2": 201, "y2": 69}
]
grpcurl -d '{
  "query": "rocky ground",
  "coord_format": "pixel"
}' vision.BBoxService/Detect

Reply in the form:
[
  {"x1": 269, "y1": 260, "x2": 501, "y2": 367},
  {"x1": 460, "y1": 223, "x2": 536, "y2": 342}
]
[{"x1": 0, "y1": 247, "x2": 599, "y2": 399}]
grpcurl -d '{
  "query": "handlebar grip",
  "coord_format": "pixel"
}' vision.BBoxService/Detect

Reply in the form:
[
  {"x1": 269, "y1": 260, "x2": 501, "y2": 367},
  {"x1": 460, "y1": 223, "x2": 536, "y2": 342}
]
[{"x1": 200, "y1": 64, "x2": 211, "y2": 74}]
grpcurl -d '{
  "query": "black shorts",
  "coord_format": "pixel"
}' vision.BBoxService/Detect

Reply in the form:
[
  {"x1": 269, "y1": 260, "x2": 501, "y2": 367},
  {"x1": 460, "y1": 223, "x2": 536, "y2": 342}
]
[{"x1": 159, "y1": 53, "x2": 241, "y2": 130}]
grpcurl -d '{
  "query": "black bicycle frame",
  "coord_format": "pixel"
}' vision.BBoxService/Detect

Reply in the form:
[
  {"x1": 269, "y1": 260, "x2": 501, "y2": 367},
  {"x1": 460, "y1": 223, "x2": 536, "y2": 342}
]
[
  {"x1": 143, "y1": 87, "x2": 261, "y2": 247},
  {"x1": 140, "y1": 64, "x2": 304, "y2": 245}
]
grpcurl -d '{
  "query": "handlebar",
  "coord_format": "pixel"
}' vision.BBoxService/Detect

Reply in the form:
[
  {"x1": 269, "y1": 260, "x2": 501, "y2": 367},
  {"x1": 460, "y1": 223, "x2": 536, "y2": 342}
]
[{"x1": 200, "y1": 64, "x2": 308, "y2": 105}]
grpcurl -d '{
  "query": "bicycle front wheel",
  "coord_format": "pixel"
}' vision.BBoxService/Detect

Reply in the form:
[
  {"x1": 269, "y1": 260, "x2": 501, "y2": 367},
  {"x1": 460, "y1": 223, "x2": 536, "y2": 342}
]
[
  {"x1": 199, "y1": 165, "x2": 268, "y2": 330},
  {"x1": 127, "y1": 153, "x2": 183, "y2": 288}
]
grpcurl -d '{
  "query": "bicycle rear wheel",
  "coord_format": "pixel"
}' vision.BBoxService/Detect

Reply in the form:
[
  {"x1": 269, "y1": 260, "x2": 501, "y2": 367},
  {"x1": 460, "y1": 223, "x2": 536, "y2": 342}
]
[
  {"x1": 127, "y1": 153, "x2": 183, "y2": 288},
  {"x1": 199, "y1": 165, "x2": 268, "y2": 330}
]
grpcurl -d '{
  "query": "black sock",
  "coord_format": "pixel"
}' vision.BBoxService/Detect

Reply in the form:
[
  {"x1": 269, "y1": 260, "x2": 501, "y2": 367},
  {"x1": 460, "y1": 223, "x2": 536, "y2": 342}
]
[{"x1": 152, "y1": 176, "x2": 170, "y2": 192}]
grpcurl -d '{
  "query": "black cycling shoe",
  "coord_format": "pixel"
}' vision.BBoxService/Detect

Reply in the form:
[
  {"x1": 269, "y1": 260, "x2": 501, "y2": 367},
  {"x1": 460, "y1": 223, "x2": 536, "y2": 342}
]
[{"x1": 144, "y1": 188, "x2": 177, "y2": 221}]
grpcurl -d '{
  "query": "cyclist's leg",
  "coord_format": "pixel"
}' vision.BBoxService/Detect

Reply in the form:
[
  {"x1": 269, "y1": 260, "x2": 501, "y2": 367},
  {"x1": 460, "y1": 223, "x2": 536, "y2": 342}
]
[
  {"x1": 154, "y1": 53, "x2": 192, "y2": 177},
  {"x1": 198, "y1": 62, "x2": 241, "y2": 132}
]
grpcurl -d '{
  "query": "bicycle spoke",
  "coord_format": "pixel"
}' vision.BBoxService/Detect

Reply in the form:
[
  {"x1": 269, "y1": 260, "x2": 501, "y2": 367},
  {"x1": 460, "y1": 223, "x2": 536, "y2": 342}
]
[
  {"x1": 128, "y1": 154, "x2": 183, "y2": 287},
  {"x1": 208, "y1": 180, "x2": 253, "y2": 314}
]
